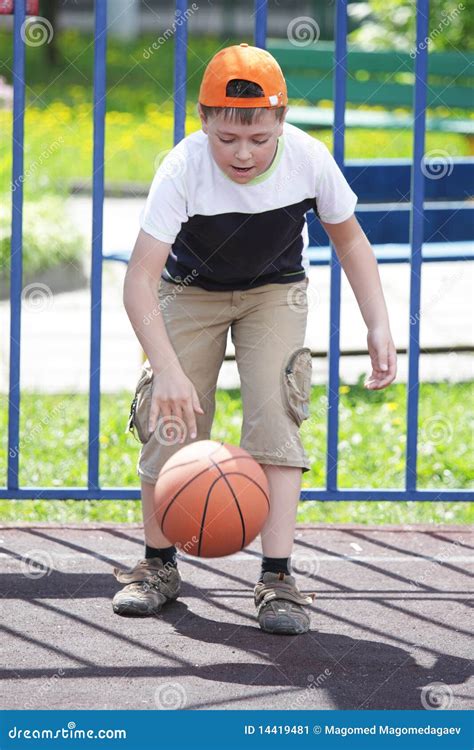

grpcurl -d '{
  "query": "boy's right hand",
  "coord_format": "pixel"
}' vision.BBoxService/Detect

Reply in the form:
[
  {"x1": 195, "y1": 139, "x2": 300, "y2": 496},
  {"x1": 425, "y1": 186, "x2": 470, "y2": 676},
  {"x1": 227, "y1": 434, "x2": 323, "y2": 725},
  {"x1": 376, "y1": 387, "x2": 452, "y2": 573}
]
[{"x1": 148, "y1": 366, "x2": 204, "y2": 444}]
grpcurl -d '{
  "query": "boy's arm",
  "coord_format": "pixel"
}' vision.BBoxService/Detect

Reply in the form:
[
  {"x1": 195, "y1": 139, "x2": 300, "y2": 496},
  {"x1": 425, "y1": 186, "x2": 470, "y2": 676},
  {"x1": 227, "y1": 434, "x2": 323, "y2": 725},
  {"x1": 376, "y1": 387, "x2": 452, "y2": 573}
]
[
  {"x1": 123, "y1": 229, "x2": 203, "y2": 439},
  {"x1": 123, "y1": 229, "x2": 180, "y2": 374},
  {"x1": 320, "y1": 214, "x2": 397, "y2": 390}
]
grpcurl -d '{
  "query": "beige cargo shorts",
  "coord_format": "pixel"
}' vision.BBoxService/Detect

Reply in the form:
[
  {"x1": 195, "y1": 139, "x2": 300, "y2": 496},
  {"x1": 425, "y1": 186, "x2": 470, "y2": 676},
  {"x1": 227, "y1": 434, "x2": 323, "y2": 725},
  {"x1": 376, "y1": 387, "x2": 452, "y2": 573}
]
[{"x1": 127, "y1": 276, "x2": 313, "y2": 483}]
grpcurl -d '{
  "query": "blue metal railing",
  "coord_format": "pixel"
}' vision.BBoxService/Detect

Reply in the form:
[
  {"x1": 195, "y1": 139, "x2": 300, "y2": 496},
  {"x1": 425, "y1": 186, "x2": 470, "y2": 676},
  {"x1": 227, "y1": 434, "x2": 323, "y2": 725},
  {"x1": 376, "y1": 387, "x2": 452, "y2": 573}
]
[
  {"x1": 2, "y1": 0, "x2": 472, "y2": 502},
  {"x1": 88, "y1": 0, "x2": 107, "y2": 494},
  {"x1": 7, "y1": 0, "x2": 26, "y2": 493},
  {"x1": 405, "y1": 1, "x2": 429, "y2": 494}
]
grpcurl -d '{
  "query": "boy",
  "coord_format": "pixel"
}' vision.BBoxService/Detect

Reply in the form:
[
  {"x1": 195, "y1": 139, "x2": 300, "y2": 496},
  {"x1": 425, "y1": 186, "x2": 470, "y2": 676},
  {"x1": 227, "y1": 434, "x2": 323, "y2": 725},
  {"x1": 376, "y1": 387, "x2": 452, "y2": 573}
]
[{"x1": 113, "y1": 44, "x2": 397, "y2": 635}]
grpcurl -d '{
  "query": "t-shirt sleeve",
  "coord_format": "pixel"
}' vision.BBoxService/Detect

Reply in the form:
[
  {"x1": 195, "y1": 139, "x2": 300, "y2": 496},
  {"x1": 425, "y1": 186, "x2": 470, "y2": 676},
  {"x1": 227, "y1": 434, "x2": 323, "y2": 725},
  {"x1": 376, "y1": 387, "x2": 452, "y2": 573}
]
[
  {"x1": 139, "y1": 151, "x2": 188, "y2": 243},
  {"x1": 314, "y1": 143, "x2": 358, "y2": 224}
]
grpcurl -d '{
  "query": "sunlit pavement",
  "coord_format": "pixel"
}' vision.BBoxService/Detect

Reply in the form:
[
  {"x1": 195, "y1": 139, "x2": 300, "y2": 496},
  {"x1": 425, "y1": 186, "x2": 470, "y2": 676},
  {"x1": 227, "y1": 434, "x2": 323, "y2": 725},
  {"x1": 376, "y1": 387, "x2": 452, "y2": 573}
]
[{"x1": 1, "y1": 523, "x2": 472, "y2": 710}]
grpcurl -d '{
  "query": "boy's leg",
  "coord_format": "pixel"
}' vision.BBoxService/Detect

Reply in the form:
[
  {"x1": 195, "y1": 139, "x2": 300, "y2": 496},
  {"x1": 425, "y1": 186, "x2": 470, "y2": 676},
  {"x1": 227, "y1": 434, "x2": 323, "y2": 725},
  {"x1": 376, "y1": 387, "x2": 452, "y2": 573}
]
[
  {"x1": 141, "y1": 479, "x2": 172, "y2": 547},
  {"x1": 113, "y1": 280, "x2": 231, "y2": 617},
  {"x1": 232, "y1": 279, "x2": 314, "y2": 633},
  {"x1": 259, "y1": 464, "x2": 302, "y2": 557}
]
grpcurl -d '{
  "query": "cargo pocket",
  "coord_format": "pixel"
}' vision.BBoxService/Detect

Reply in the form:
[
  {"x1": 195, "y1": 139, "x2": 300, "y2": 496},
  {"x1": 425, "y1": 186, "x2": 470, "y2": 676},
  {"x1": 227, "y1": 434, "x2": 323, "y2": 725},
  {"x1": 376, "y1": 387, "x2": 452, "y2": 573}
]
[
  {"x1": 281, "y1": 347, "x2": 312, "y2": 426},
  {"x1": 126, "y1": 361, "x2": 154, "y2": 443}
]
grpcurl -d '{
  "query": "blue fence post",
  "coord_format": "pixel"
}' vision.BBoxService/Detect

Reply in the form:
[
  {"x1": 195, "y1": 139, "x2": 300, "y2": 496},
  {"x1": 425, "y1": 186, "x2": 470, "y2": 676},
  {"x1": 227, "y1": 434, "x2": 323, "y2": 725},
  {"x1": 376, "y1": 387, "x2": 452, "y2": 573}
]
[
  {"x1": 7, "y1": 0, "x2": 27, "y2": 492},
  {"x1": 174, "y1": 0, "x2": 188, "y2": 146},
  {"x1": 87, "y1": 0, "x2": 107, "y2": 491},
  {"x1": 325, "y1": 0, "x2": 347, "y2": 494},
  {"x1": 254, "y1": 0, "x2": 267, "y2": 50},
  {"x1": 405, "y1": 0, "x2": 429, "y2": 492}
]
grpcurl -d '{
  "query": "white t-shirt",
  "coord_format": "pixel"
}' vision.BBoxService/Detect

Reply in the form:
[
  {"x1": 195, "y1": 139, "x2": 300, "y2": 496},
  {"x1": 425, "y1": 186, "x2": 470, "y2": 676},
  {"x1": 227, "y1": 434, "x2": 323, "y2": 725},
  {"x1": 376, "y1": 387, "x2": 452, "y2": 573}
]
[{"x1": 140, "y1": 122, "x2": 357, "y2": 291}]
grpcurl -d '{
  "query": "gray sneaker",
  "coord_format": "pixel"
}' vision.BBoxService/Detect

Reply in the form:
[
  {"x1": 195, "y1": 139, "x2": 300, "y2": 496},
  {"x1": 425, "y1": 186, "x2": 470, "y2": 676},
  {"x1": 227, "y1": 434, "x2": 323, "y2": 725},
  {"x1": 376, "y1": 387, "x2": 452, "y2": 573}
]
[
  {"x1": 112, "y1": 557, "x2": 181, "y2": 617},
  {"x1": 254, "y1": 571, "x2": 315, "y2": 635}
]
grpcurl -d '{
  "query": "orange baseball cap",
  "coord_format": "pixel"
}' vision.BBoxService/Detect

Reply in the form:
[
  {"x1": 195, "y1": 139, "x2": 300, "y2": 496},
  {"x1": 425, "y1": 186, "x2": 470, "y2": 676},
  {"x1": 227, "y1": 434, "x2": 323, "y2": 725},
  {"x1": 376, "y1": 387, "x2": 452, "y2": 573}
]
[{"x1": 199, "y1": 43, "x2": 288, "y2": 109}]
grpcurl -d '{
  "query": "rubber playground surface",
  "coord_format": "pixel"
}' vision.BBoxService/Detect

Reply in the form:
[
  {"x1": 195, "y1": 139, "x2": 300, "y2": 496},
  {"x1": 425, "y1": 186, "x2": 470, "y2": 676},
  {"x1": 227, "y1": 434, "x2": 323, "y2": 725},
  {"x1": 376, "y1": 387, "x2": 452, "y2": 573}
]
[{"x1": 0, "y1": 523, "x2": 472, "y2": 711}]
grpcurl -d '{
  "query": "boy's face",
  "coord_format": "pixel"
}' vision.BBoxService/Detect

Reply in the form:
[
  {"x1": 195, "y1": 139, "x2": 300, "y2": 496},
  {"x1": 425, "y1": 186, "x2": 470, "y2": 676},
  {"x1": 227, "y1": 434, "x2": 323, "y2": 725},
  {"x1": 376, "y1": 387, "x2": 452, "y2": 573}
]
[{"x1": 198, "y1": 105, "x2": 287, "y2": 183}]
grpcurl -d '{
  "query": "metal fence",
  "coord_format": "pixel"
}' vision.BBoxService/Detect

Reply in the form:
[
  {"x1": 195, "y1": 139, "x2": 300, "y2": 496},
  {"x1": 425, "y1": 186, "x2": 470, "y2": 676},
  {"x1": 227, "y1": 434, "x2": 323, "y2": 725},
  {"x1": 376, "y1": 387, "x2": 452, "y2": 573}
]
[{"x1": 3, "y1": 0, "x2": 472, "y2": 501}]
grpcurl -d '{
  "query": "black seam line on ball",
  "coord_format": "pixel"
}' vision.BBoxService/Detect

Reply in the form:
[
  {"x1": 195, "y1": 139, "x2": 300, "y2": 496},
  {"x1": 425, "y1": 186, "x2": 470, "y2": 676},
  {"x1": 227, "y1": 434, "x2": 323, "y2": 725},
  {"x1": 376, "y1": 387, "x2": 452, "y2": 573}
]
[
  {"x1": 211, "y1": 470, "x2": 270, "y2": 512},
  {"x1": 160, "y1": 471, "x2": 207, "y2": 537},
  {"x1": 197, "y1": 472, "x2": 226, "y2": 557},
  {"x1": 210, "y1": 458, "x2": 246, "y2": 551}
]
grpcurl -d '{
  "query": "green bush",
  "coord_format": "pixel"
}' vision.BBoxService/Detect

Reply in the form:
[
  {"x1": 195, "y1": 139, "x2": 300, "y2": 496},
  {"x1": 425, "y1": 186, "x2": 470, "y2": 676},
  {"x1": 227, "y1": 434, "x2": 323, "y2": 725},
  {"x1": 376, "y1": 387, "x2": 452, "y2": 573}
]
[{"x1": 0, "y1": 194, "x2": 86, "y2": 278}]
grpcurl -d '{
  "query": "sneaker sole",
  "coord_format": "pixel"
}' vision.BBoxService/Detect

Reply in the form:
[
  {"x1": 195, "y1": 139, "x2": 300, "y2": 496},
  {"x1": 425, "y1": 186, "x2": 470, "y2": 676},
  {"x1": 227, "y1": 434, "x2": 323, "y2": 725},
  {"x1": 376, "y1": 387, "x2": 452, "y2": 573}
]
[
  {"x1": 259, "y1": 619, "x2": 310, "y2": 635},
  {"x1": 113, "y1": 601, "x2": 163, "y2": 617},
  {"x1": 112, "y1": 592, "x2": 180, "y2": 618},
  {"x1": 258, "y1": 609, "x2": 310, "y2": 635}
]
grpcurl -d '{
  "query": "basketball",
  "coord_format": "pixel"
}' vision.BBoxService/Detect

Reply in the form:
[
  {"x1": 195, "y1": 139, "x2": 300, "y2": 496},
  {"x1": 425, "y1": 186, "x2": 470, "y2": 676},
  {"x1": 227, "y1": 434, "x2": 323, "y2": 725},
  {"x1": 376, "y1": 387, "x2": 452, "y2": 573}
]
[{"x1": 154, "y1": 440, "x2": 270, "y2": 557}]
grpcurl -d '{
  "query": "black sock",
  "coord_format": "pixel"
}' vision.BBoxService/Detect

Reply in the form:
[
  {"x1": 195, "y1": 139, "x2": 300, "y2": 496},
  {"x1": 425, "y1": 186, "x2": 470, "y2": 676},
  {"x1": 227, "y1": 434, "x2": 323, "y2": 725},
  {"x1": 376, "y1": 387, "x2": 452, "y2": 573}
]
[
  {"x1": 145, "y1": 544, "x2": 177, "y2": 568},
  {"x1": 259, "y1": 555, "x2": 291, "y2": 582}
]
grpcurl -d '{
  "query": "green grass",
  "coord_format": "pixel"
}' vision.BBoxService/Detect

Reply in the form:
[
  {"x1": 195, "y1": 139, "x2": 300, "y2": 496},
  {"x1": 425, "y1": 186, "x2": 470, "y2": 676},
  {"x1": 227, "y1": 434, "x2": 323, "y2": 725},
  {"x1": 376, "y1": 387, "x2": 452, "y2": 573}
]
[{"x1": 0, "y1": 382, "x2": 472, "y2": 525}]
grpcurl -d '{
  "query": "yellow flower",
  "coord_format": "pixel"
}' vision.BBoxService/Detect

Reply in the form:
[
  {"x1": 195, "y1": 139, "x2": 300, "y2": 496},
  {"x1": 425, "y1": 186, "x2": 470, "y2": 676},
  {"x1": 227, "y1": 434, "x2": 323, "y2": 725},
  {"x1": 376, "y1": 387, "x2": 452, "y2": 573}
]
[{"x1": 339, "y1": 385, "x2": 350, "y2": 394}]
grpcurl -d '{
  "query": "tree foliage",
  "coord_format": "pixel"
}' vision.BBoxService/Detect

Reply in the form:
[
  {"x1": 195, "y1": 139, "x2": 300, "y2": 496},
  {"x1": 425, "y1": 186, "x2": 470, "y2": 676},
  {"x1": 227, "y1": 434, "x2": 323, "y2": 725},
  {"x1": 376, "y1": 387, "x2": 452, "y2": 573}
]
[{"x1": 349, "y1": 0, "x2": 473, "y2": 52}]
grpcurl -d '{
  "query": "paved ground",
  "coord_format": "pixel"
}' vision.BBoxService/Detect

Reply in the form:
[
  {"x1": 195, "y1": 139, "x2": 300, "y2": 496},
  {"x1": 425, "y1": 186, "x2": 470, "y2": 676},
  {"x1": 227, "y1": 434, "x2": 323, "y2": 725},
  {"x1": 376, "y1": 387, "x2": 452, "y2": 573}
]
[
  {"x1": 0, "y1": 523, "x2": 472, "y2": 711},
  {"x1": 0, "y1": 196, "x2": 472, "y2": 392}
]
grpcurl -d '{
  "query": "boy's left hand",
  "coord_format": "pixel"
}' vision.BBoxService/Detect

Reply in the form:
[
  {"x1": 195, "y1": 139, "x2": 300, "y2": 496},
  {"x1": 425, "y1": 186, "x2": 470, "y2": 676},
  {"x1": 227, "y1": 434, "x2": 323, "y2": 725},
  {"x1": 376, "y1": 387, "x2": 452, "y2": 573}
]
[{"x1": 365, "y1": 326, "x2": 397, "y2": 390}]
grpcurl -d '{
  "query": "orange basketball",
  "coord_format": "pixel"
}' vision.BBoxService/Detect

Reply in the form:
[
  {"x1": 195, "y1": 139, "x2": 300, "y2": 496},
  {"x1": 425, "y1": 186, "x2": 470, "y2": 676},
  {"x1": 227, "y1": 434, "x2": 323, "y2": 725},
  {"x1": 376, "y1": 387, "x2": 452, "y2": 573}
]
[{"x1": 154, "y1": 440, "x2": 270, "y2": 557}]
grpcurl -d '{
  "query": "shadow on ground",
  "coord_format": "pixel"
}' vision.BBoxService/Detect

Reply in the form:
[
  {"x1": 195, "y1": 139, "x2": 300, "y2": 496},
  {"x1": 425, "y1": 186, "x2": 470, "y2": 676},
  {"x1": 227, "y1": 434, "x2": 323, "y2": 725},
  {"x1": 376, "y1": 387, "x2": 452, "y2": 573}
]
[{"x1": 0, "y1": 524, "x2": 472, "y2": 710}]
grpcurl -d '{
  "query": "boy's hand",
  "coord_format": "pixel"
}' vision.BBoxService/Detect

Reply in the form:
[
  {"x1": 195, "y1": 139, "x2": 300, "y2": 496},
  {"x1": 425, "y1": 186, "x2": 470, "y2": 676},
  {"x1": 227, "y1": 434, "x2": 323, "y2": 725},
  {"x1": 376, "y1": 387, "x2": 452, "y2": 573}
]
[
  {"x1": 364, "y1": 326, "x2": 397, "y2": 390},
  {"x1": 148, "y1": 365, "x2": 204, "y2": 443}
]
